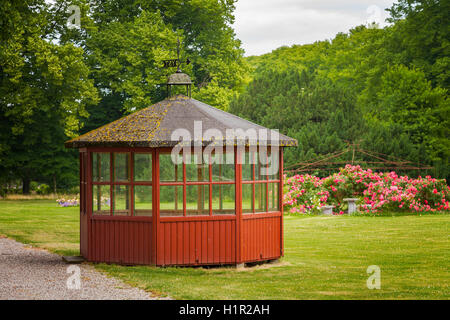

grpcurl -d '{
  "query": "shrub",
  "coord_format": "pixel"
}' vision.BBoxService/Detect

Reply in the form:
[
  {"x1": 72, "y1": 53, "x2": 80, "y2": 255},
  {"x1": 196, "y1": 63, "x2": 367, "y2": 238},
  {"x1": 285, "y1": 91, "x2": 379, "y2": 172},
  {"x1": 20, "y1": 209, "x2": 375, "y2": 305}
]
[
  {"x1": 36, "y1": 183, "x2": 51, "y2": 195},
  {"x1": 284, "y1": 165, "x2": 450, "y2": 214}
]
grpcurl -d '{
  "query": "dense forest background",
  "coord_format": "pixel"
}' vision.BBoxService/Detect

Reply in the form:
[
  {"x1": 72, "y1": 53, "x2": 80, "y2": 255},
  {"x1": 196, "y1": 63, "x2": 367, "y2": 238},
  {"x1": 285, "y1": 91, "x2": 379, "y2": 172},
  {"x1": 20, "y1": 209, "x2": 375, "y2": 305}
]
[{"x1": 1, "y1": 0, "x2": 448, "y2": 194}]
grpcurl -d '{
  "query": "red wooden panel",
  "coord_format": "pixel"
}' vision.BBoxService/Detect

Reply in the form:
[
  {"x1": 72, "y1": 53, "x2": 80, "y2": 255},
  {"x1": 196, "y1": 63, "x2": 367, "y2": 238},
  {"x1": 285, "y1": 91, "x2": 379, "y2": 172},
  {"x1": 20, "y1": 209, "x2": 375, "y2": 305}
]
[
  {"x1": 213, "y1": 222, "x2": 220, "y2": 262},
  {"x1": 225, "y1": 221, "x2": 232, "y2": 262},
  {"x1": 189, "y1": 222, "x2": 195, "y2": 264},
  {"x1": 201, "y1": 221, "x2": 207, "y2": 263},
  {"x1": 89, "y1": 220, "x2": 153, "y2": 265},
  {"x1": 155, "y1": 219, "x2": 237, "y2": 266},
  {"x1": 177, "y1": 222, "x2": 183, "y2": 263},
  {"x1": 171, "y1": 223, "x2": 177, "y2": 264},
  {"x1": 184, "y1": 223, "x2": 189, "y2": 265},
  {"x1": 122, "y1": 221, "x2": 126, "y2": 264},
  {"x1": 240, "y1": 215, "x2": 282, "y2": 262},
  {"x1": 164, "y1": 223, "x2": 171, "y2": 265},
  {"x1": 138, "y1": 223, "x2": 143, "y2": 264},
  {"x1": 207, "y1": 221, "x2": 213, "y2": 263},
  {"x1": 220, "y1": 222, "x2": 226, "y2": 262},
  {"x1": 158, "y1": 220, "x2": 164, "y2": 264},
  {"x1": 96, "y1": 221, "x2": 100, "y2": 262},
  {"x1": 231, "y1": 220, "x2": 235, "y2": 262}
]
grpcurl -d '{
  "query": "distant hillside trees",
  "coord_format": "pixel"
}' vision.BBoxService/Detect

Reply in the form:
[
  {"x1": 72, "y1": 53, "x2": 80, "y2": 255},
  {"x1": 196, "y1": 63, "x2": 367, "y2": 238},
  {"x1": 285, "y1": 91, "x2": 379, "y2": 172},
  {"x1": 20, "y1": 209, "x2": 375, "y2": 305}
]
[{"x1": 231, "y1": 0, "x2": 449, "y2": 180}]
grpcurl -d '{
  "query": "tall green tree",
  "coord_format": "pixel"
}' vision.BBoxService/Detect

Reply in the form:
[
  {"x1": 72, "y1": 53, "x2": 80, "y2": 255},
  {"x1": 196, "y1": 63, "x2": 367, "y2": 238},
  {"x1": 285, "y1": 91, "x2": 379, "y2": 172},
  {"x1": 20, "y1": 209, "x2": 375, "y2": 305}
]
[
  {"x1": 54, "y1": 0, "x2": 248, "y2": 135},
  {"x1": 0, "y1": 0, "x2": 98, "y2": 193},
  {"x1": 387, "y1": 0, "x2": 450, "y2": 88}
]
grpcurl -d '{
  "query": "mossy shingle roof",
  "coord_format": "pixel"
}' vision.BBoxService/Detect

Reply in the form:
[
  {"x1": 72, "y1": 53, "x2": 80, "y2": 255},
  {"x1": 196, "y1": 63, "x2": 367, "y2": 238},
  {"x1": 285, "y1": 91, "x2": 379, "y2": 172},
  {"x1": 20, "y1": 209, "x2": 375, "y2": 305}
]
[{"x1": 65, "y1": 95, "x2": 298, "y2": 148}]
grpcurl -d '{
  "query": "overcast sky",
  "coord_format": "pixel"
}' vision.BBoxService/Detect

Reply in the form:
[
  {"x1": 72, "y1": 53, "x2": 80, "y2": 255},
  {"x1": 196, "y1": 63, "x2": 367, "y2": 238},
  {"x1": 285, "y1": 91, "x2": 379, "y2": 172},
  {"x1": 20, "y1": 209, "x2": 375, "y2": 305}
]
[{"x1": 233, "y1": 0, "x2": 396, "y2": 56}]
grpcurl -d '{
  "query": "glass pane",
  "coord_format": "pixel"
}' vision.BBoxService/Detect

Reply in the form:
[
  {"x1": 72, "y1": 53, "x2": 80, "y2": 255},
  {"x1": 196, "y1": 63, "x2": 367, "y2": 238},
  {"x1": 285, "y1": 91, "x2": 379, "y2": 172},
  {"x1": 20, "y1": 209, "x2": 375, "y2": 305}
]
[
  {"x1": 242, "y1": 183, "x2": 254, "y2": 214},
  {"x1": 242, "y1": 151, "x2": 256, "y2": 181},
  {"x1": 92, "y1": 153, "x2": 110, "y2": 182},
  {"x1": 186, "y1": 153, "x2": 209, "y2": 182},
  {"x1": 159, "y1": 153, "x2": 183, "y2": 182},
  {"x1": 268, "y1": 183, "x2": 279, "y2": 212},
  {"x1": 134, "y1": 153, "x2": 152, "y2": 182},
  {"x1": 92, "y1": 185, "x2": 111, "y2": 215},
  {"x1": 113, "y1": 185, "x2": 131, "y2": 216},
  {"x1": 160, "y1": 185, "x2": 183, "y2": 217},
  {"x1": 256, "y1": 150, "x2": 268, "y2": 180},
  {"x1": 134, "y1": 185, "x2": 152, "y2": 216},
  {"x1": 186, "y1": 184, "x2": 209, "y2": 216},
  {"x1": 267, "y1": 150, "x2": 280, "y2": 180},
  {"x1": 212, "y1": 184, "x2": 235, "y2": 215},
  {"x1": 255, "y1": 183, "x2": 267, "y2": 213},
  {"x1": 212, "y1": 153, "x2": 235, "y2": 182},
  {"x1": 114, "y1": 153, "x2": 130, "y2": 182}
]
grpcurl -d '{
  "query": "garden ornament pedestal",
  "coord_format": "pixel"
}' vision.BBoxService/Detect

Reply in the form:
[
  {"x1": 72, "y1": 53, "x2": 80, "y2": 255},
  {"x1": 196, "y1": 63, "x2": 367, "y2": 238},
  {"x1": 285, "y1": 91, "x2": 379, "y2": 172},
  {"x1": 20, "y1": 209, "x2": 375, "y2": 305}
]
[
  {"x1": 343, "y1": 198, "x2": 359, "y2": 214},
  {"x1": 321, "y1": 205, "x2": 335, "y2": 215}
]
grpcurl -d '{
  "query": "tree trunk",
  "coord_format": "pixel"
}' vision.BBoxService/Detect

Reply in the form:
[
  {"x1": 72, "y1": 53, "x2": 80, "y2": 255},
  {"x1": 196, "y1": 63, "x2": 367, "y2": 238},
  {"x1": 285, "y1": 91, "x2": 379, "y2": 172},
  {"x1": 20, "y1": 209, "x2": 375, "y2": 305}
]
[{"x1": 22, "y1": 178, "x2": 30, "y2": 195}]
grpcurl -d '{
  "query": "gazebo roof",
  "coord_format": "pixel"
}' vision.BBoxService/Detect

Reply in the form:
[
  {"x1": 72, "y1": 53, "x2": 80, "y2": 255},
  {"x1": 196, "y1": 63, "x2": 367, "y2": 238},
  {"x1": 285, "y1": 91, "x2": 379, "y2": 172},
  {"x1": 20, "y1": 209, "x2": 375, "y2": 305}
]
[{"x1": 65, "y1": 95, "x2": 298, "y2": 148}]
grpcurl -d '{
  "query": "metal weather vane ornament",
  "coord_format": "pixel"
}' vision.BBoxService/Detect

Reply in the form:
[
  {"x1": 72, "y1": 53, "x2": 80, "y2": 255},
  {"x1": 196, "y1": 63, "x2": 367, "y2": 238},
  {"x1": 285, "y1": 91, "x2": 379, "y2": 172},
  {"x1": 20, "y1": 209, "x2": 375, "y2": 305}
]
[{"x1": 162, "y1": 38, "x2": 191, "y2": 72}]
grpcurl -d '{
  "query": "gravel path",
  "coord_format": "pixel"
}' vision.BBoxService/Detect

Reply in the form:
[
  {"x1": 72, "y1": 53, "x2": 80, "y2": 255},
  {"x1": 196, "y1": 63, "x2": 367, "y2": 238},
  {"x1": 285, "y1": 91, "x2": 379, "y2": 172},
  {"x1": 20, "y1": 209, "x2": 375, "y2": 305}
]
[{"x1": 0, "y1": 237, "x2": 164, "y2": 300}]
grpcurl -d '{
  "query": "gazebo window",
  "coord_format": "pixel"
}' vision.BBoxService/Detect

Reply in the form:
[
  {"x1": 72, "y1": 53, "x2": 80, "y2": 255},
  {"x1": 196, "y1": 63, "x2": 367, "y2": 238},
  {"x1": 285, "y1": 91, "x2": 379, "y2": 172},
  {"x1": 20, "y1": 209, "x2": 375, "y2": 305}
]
[
  {"x1": 159, "y1": 153, "x2": 182, "y2": 182},
  {"x1": 92, "y1": 152, "x2": 110, "y2": 182},
  {"x1": 113, "y1": 152, "x2": 131, "y2": 216},
  {"x1": 113, "y1": 184, "x2": 130, "y2": 216},
  {"x1": 212, "y1": 184, "x2": 235, "y2": 215},
  {"x1": 92, "y1": 185, "x2": 111, "y2": 215},
  {"x1": 159, "y1": 149, "x2": 236, "y2": 217},
  {"x1": 160, "y1": 185, "x2": 183, "y2": 216},
  {"x1": 242, "y1": 183, "x2": 254, "y2": 213},
  {"x1": 212, "y1": 153, "x2": 235, "y2": 181},
  {"x1": 92, "y1": 152, "x2": 112, "y2": 216},
  {"x1": 114, "y1": 153, "x2": 130, "y2": 181},
  {"x1": 242, "y1": 148, "x2": 280, "y2": 214},
  {"x1": 186, "y1": 153, "x2": 209, "y2": 182},
  {"x1": 255, "y1": 183, "x2": 267, "y2": 213},
  {"x1": 186, "y1": 184, "x2": 209, "y2": 216},
  {"x1": 133, "y1": 153, "x2": 153, "y2": 216},
  {"x1": 92, "y1": 152, "x2": 153, "y2": 217},
  {"x1": 268, "y1": 183, "x2": 279, "y2": 211},
  {"x1": 134, "y1": 185, "x2": 152, "y2": 216},
  {"x1": 134, "y1": 153, "x2": 152, "y2": 181}
]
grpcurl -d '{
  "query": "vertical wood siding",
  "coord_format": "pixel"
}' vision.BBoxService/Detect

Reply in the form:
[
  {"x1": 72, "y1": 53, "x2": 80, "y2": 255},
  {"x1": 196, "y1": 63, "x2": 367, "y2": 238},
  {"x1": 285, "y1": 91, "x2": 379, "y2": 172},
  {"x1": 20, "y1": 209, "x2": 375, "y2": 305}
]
[
  {"x1": 89, "y1": 220, "x2": 153, "y2": 265},
  {"x1": 241, "y1": 215, "x2": 281, "y2": 262},
  {"x1": 157, "y1": 219, "x2": 236, "y2": 266}
]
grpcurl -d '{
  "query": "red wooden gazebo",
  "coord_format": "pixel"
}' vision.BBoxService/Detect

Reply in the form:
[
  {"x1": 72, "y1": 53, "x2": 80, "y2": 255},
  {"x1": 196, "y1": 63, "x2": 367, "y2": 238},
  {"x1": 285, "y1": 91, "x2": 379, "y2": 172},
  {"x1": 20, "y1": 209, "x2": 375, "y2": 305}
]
[{"x1": 65, "y1": 73, "x2": 297, "y2": 266}]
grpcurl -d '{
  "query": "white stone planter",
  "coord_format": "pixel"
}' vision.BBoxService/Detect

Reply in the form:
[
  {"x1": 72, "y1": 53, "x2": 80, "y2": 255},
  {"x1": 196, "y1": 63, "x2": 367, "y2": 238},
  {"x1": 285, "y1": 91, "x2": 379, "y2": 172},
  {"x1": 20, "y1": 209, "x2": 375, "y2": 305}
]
[
  {"x1": 343, "y1": 198, "x2": 359, "y2": 214},
  {"x1": 321, "y1": 205, "x2": 335, "y2": 215}
]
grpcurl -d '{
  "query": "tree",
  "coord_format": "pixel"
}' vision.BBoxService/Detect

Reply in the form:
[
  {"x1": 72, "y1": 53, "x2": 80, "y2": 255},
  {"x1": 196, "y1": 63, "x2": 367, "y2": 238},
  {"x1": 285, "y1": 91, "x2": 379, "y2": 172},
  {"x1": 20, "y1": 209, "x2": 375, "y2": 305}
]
[
  {"x1": 361, "y1": 64, "x2": 449, "y2": 177},
  {"x1": 0, "y1": 0, "x2": 98, "y2": 193},
  {"x1": 387, "y1": 0, "x2": 450, "y2": 89},
  {"x1": 57, "y1": 0, "x2": 249, "y2": 122}
]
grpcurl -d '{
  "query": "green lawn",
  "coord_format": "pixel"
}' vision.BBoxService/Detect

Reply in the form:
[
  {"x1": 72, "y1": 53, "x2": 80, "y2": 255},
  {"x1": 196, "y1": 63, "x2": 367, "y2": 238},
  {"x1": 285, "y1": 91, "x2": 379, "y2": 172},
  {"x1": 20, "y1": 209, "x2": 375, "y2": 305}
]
[{"x1": 0, "y1": 199, "x2": 448, "y2": 299}]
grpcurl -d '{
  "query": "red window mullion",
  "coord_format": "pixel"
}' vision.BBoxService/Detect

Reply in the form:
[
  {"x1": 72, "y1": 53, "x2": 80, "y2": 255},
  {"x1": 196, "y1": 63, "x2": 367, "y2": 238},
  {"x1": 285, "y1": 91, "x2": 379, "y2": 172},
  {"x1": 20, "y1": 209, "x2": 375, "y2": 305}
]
[
  {"x1": 183, "y1": 161, "x2": 186, "y2": 217},
  {"x1": 130, "y1": 152, "x2": 134, "y2": 216},
  {"x1": 209, "y1": 162, "x2": 212, "y2": 216},
  {"x1": 266, "y1": 151, "x2": 269, "y2": 212}
]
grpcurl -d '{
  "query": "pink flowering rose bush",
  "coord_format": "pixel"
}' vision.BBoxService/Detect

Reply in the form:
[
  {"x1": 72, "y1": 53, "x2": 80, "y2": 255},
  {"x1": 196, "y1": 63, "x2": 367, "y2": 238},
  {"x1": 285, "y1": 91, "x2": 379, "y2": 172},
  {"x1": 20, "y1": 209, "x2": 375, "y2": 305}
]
[{"x1": 283, "y1": 165, "x2": 450, "y2": 215}]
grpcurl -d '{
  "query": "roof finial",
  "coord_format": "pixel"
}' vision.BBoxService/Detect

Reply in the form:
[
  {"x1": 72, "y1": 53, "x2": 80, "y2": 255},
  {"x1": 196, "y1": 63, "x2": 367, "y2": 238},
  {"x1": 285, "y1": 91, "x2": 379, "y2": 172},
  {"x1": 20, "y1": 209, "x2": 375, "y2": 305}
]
[{"x1": 164, "y1": 37, "x2": 192, "y2": 98}]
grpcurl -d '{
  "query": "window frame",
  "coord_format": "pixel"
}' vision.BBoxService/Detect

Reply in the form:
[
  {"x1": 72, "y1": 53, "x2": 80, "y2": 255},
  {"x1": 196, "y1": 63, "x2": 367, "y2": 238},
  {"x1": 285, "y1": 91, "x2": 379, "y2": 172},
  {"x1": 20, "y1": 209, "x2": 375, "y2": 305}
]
[
  {"x1": 241, "y1": 147, "x2": 281, "y2": 215},
  {"x1": 88, "y1": 146, "x2": 280, "y2": 220},
  {"x1": 90, "y1": 150, "x2": 154, "y2": 218},
  {"x1": 158, "y1": 148, "x2": 237, "y2": 218}
]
